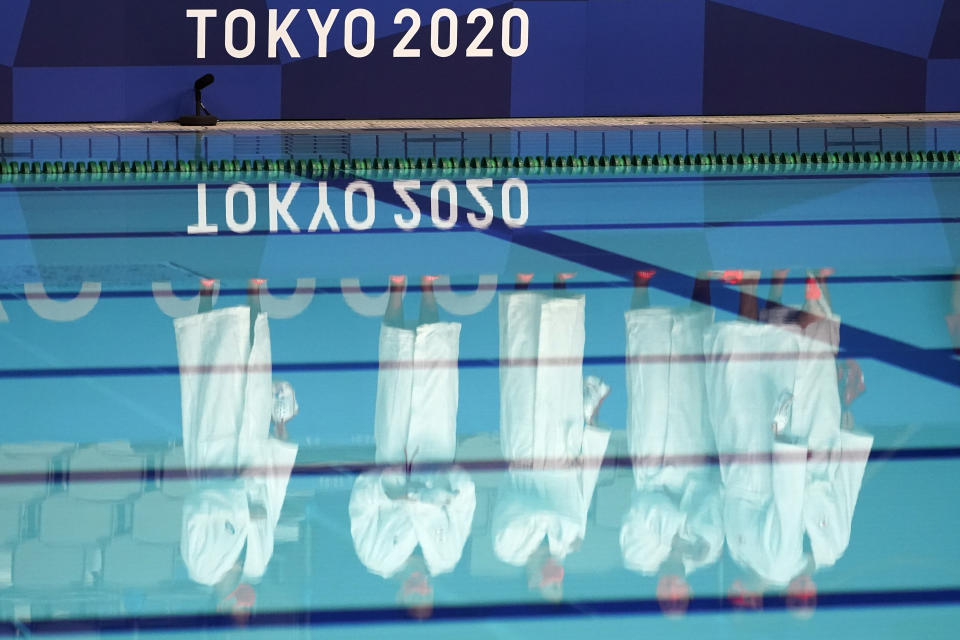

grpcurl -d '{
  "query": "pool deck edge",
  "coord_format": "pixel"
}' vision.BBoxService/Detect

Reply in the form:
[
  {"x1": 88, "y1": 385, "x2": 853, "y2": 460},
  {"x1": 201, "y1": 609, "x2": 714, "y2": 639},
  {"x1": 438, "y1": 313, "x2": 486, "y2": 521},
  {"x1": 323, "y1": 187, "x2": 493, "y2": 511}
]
[{"x1": 2, "y1": 113, "x2": 960, "y2": 134}]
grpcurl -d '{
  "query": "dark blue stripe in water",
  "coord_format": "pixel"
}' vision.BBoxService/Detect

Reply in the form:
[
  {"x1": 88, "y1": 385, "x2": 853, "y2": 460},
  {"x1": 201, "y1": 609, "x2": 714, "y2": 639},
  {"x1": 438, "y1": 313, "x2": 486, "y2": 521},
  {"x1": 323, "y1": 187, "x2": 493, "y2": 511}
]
[
  {"x1": 1, "y1": 274, "x2": 956, "y2": 302},
  {"x1": 3, "y1": 216, "x2": 959, "y2": 241},
  {"x1": 0, "y1": 448, "x2": 958, "y2": 486},
  {"x1": 2, "y1": 587, "x2": 958, "y2": 635},
  {"x1": 0, "y1": 349, "x2": 956, "y2": 380}
]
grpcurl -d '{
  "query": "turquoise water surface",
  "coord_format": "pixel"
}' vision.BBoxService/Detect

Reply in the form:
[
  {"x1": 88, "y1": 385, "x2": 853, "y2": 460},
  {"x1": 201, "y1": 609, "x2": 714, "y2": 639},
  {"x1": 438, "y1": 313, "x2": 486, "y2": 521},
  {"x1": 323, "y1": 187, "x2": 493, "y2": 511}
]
[{"x1": 0, "y1": 163, "x2": 958, "y2": 638}]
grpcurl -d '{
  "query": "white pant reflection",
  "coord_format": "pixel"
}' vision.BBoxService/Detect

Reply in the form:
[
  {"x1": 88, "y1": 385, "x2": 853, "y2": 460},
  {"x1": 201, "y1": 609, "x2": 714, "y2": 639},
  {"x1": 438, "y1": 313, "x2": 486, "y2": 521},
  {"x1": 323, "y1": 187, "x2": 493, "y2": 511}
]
[
  {"x1": 620, "y1": 305, "x2": 723, "y2": 578},
  {"x1": 492, "y1": 289, "x2": 611, "y2": 602},
  {"x1": 175, "y1": 302, "x2": 299, "y2": 604},
  {"x1": 706, "y1": 272, "x2": 873, "y2": 596},
  {"x1": 348, "y1": 277, "x2": 475, "y2": 615}
]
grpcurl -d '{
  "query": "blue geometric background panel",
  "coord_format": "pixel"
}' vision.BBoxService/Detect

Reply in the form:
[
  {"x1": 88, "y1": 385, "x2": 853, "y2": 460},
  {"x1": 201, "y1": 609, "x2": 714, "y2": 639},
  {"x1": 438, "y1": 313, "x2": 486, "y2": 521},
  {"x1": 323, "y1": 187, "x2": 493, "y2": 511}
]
[
  {"x1": 0, "y1": 65, "x2": 11, "y2": 123},
  {"x1": 582, "y1": 0, "x2": 705, "y2": 116},
  {"x1": 930, "y1": 0, "x2": 960, "y2": 58},
  {"x1": 15, "y1": 0, "x2": 273, "y2": 66},
  {"x1": 0, "y1": 1, "x2": 956, "y2": 122},
  {"x1": 0, "y1": 0, "x2": 30, "y2": 67},
  {"x1": 510, "y1": 1, "x2": 588, "y2": 117},
  {"x1": 711, "y1": 0, "x2": 944, "y2": 58},
  {"x1": 926, "y1": 59, "x2": 960, "y2": 111},
  {"x1": 703, "y1": 2, "x2": 928, "y2": 115}
]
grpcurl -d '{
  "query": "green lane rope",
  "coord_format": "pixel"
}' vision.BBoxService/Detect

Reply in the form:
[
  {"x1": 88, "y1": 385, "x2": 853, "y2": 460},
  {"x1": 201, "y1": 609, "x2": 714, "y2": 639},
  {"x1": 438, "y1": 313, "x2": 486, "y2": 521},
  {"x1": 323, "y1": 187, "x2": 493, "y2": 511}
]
[{"x1": 3, "y1": 150, "x2": 960, "y2": 180}]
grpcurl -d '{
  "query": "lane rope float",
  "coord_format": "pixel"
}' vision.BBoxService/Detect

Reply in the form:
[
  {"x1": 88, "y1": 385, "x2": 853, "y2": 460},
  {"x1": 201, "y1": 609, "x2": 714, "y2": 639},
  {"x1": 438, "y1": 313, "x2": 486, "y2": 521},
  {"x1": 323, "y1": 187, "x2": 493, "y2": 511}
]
[{"x1": 2, "y1": 150, "x2": 960, "y2": 179}]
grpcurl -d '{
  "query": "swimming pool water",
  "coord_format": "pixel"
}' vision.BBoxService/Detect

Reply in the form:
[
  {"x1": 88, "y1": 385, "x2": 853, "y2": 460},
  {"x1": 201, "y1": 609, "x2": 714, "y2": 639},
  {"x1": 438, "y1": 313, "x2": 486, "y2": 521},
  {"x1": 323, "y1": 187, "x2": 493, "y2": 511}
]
[{"x1": 0, "y1": 163, "x2": 958, "y2": 639}]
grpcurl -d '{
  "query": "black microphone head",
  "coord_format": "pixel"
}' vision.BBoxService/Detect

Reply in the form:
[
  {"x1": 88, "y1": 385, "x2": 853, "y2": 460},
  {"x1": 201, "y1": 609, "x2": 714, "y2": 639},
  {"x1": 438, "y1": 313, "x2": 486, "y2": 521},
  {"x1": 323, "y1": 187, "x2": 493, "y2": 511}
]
[{"x1": 194, "y1": 74, "x2": 215, "y2": 91}]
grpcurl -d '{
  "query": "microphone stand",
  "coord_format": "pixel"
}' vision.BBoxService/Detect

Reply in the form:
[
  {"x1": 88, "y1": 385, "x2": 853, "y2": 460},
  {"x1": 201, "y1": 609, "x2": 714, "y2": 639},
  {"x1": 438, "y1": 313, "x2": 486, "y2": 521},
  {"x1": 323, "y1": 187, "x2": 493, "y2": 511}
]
[{"x1": 179, "y1": 79, "x2": 219, "y2": 127}]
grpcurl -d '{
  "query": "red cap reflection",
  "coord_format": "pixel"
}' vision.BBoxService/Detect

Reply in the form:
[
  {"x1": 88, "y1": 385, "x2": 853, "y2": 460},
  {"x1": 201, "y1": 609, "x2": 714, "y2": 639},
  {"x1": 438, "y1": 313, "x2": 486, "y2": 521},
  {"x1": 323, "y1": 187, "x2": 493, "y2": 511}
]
[
  {"x1": 657, "y1": 574, "x2": 691, "y2": 617},
  {"x1": 400, "y1": 571, "x2": 435, "y2": 620},
  {"x1": 786, "y1": 574, "x2": 817, "y2": 619},
  {"x1": 728, "y1": 579, "x2": 763, "y2": 610}
]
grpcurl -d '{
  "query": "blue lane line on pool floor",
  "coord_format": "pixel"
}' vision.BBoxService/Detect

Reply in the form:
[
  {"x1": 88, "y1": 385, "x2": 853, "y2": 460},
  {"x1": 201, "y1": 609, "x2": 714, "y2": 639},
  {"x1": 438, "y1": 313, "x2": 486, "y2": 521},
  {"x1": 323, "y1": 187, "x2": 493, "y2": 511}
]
[
  {"x1": 3, "y1": 216, "x2": 960, "y2": 241},
  {"x1": 3, "y1": 586, "x2": 959, "y2": 635},
  {"x1": 2, "y1": 274, "x2": 954, "y2": 302},
  {"x1": 1, "y1": 446, "x2": 958, "y2": 486},
  {"x1": 1, "y1": 349, "x2": 956, "y2": 381}
]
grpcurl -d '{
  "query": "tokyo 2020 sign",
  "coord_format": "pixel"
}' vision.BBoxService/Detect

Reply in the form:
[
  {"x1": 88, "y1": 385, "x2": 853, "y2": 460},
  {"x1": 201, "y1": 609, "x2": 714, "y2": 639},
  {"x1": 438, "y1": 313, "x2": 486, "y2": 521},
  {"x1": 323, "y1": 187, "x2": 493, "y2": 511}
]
[{"x1": 0, "y1": 1, "x2": 955, "y2": 122}]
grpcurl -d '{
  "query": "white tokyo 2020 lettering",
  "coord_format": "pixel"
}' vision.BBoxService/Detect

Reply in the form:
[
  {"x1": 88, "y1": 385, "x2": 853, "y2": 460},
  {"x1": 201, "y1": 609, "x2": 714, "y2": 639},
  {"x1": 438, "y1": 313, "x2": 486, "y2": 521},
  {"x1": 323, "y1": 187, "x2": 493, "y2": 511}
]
[
  {"x1": 188, "y1": 179, "x2": 529, "y2": 235},
  {"x1": 187, "y1": 7, "x2": 529, "y2": 59}
]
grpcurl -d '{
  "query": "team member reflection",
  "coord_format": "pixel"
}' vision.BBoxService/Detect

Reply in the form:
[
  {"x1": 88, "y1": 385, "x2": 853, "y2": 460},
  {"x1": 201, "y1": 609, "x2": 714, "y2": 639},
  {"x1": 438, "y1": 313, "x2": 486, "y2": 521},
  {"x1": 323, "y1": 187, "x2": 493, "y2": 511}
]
[
  {"x1": 619, "y1": 271, "x2": 723, "y2": 616},
  {"x1": 492, "y1": 274, "x2": 611, "y2": 602},
  {"x1": 349, "y1": 276, "x2": 476, "y2": 619},
  {"x1": 705, "y1": 269, "x2": 873, "y2": 614},
  {"x1": 176, "y1": 279, "x2": 300, "y2": 621},
  {"x1": 947, "y1": 268, "x2": 960, "y2": 356}
]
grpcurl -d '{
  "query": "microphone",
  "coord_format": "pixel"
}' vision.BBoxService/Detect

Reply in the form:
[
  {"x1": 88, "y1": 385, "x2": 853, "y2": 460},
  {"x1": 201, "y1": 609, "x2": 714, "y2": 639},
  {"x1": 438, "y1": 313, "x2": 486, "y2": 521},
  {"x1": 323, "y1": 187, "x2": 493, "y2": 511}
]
[
  {"x1": 194, "y1": 74, "x2": 215, "y2": 91},
  {"x1": 179, "y1": 74, "x2": 218, "y2": 127}
]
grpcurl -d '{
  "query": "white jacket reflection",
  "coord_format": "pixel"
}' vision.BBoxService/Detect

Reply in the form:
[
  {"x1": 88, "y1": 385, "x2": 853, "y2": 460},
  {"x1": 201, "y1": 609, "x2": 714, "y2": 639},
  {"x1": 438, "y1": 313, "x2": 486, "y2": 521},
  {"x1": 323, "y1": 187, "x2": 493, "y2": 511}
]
[
  {"x1": 706, "y1": 308, "x2": 873, "y2": 586},
  {"x1": 620, "y1": 307, "x2": 723, "y2": 575},
  {"x1": 349, "y1": 322, "x2": 476, "y2": 578},
  {"x1": 493, "y1": 293, "x2": 611, "y2": 566},
  {"x1": 176, "y1": 307, "x2": 299, "y2": 586}
]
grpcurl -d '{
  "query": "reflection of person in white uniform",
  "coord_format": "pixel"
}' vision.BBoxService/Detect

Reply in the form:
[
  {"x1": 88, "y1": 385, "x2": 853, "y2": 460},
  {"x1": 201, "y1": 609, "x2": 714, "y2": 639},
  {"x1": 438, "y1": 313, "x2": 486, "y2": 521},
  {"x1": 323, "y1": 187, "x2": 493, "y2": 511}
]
[
  {"x1": 176, "y1": 279, "x2": 300, "y2": 620},
  {"x1": 705, "y1": 269, "x2": 873, "y2": 614},
  {"x1": 619, "y1": 270, "x2": 723, "y2": 616},
  {"x1": 492, "y1": 273, "x2": 611, "y2": 602},
  {"x1": 348, "y1": 275, "x2": 476, "y2": 619},
  {"x1": 947, "y1": 268, "x2": 960, "y2": 356},
  {"x1": 765, "y1": 269, "x2": 865, "y2": 431}
]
